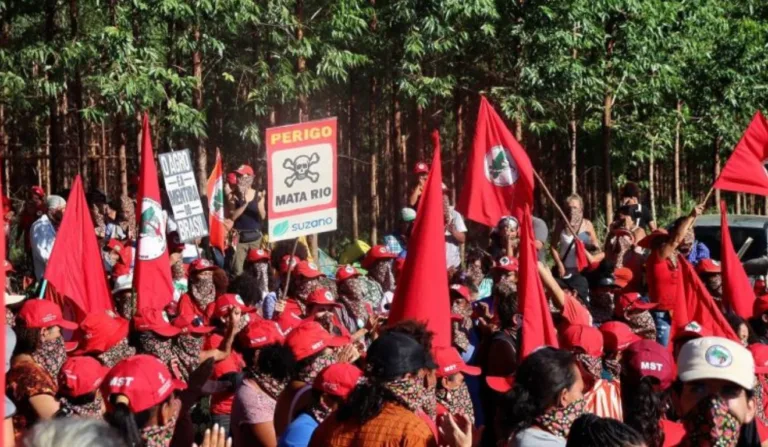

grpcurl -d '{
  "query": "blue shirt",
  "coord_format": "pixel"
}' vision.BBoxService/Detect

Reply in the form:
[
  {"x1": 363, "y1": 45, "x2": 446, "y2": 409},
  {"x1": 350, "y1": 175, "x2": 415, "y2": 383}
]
[
  {"x1": 687, "y1": 241, "x2": 710, "y2": 265},
  {"x1": 278, "y1": 412, "x2": 319, "y2": 447}
]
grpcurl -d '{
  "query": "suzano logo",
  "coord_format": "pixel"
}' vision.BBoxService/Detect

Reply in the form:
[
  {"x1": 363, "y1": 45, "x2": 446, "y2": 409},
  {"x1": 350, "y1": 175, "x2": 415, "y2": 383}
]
[
  {"x1": 292, "y1": 217, "x2": 334, "y2": 231},
  {"x1": 273, "y1": 220, "x2": 289, "y2": 236}
]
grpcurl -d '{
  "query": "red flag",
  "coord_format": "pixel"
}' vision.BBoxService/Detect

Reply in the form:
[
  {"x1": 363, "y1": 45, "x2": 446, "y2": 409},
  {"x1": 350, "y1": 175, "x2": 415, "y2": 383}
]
[
  {"x1": 456, "y1": 96, "x2": 534, "y2": 226},
  {"x1": 134, "y1": 114, "x2": 174, "y2": 310},
  {"x1": 714, "y1": 112, "x2": 768, "y2": 195},
  {"x1": 388, "y1": 131, "x2": 452, "y2": 348},
  {"x1": 44, "y1": 176, "x2": 113, "y2": 317},
  {"x1": 574, "y1": 238, "x2": 589, "y2": 272},
  {"x1": 207, "y1": 149, "x2": 226, "y2": 252},
  {"x1": 519, "y1": 205, "x2": 559, "y2": 359},
  {"x1": 670, "y1": 255, "x2": 739, "y2": 342},
  {"x1": 720, "y1": 201, "x2": 755, "y2": 318}
]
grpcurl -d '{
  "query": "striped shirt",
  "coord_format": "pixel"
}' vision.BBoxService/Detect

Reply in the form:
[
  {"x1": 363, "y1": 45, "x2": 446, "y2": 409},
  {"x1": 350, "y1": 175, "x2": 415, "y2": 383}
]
[{"x1": 584, "y1": 379, "x2": 623, "y2": 421}]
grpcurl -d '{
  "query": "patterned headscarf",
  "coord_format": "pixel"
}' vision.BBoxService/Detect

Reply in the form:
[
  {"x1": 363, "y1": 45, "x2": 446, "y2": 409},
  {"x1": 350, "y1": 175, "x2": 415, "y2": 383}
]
[
  {"x1": 190, "y1": 275, "x2": 216, "y2": 310},
  {"x1": 340, "y1": 276, "x2": 384, "y2": 311},
  {"x1": 59, "y1": 394, "x2": 104, "y2": 418},
  {"x1": 138, "y1": 332, "x2": 180, "y2": 379},
  {"x1": 141, "y1": 416, "x2": 178, "y2": 447},
  {"x1": 294, "y1": 277, "x2": 322, "y2": 304},
  {"x1": 534, "y1": 399, "x2": 586, "y2": 438},
  {"x1": 436, "y1": 381, "x2": 475, "y2": 424},
  {"x1": 451, "y1": 300, "x2": 472, "y2": 352},
  {"x1": 681, "y1": 396, "x2": 740, "y2": 447},
  {"x1": 236, "y1": 175, "x2": 254, "y2": 195},
  {"x1": 172, "y1": 335, "x2": 204, "y2": 382},
  {"x1": 382, "y1": 374, "x2": 437, "y2": 419},
  {"x1": 576, "y1": 353, "x2": 603, "y2": 382},
  {"x1": 338, "y1": 277, "x2": 371, "y2": 326},
  {"x1": 625, "y1": 311, "x2": 657, "y2": 341},
  {"x1": 32, "y1": 337, "x2": 67, "y2": 378},
  {"x1": 369, "y1": 260, "x2": 396, "y2": 293},
  {"x1": 119, "y1": 195, "x2": 136, "y2": 241},
  {"x1": 251, "y1": 262, "x2": 270, "y2": 305},
  {"x1": 297, "y1": 351, "x2": 337, "y2": 384},
  {"x1": 97, "y1": 338, "x2": 136, "y2": 368}
]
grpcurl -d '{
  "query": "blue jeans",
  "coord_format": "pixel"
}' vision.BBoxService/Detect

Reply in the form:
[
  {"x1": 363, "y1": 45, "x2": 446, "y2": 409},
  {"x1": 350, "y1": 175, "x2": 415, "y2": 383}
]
[{"x1": 652, "y1": 310, "x2": 671, "y2": 347}]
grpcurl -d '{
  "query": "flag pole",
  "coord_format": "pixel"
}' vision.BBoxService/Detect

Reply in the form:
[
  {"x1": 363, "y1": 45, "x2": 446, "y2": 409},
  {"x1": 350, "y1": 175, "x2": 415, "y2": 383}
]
[
  {"x1": 274, "y1": 237, "x2": 300, "y2": 316},
  {"x1": 532, "y1": 169, "x2": 579, "y2": 238}
]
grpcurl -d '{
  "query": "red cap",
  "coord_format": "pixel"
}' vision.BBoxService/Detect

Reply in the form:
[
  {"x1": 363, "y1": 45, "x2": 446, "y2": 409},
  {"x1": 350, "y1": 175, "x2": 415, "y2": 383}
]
[
  {"x1": 172, "y1": 312, "x2": 214, "y2": 335},
  {"x1": 239, "y1": 320, "x2": 284, "y2": 349},
  {"x1": 637, "y1": 229, "x2": 669, "y2": 249},
  {"x1": 433, "y1": 346, "x2": 481, "y2": 377},
  {"x1": 361, "y1": 245, "x2": 397, "y2": 269},
  {"x1": 493, "y1": 256, "x2": 519, "y2": 273},
  {"x1": 335, "y1": 265, "x2": 360, "y2": 282},
  {"x1": 673, "y1": 320, "x2": 712, "y2": 341},
  {"x1": 280, "y1": 255, "x2": 300, "y2": 275},
  {"x1": 313, "y1": 363, "x2": 363, "y2": 399},
  {"x1": 102, "y1": 355, "x2": 187, "y2": 413},
  {"x1": 486, "y1": 375, "x2": 515, "y2": 393},
  {"x1": 189, "y1": 258, "x2": 216, "y2": 274},
  {"x1": 413, "y1": 162, "x2": 429, "y2": 175},
  {"x1": 59, "y1": 356, "x2": 111, "y2": 398},
  {"x1": 696, "y1": 259, "x2": 721, "y2": 274},
  {"x1": 235, "y1": 164, "x2": 254, "y2": 176},
  {"x1": 754, "y1": 279, "x2": 766, "y2": 296},
  {"x1": 560, "y1": 324, "x2": 603, "y2": 357},
  {"x1": 295, "y1": 260, "x2": 325, "y2": 279},
  {"x1": 247, "y1": 248, "x2": 271, "y2": 263},
  {"x1": 167, "y1": 232, "x2": 185, "y2": 253},
  {"x1": 212, "y1": 294, "x2": 254, "y2": 318},
  {"x1": 4, "y1": 260, "x2": 14, "y2": 272},
  {"x1": 133, "y1": 308, "x2": 181, "y2": 337},
  {"x1": 30, "y1": 186, "x2": 45, "y2": 198},
  {"x1": 17, "y1": 299, "x2": 77, "y2": 330},
  {"x1": 285, "y1": 321, "x2": 349, "y2": 361},
  {"x1": 599, "y1": 321, "x2": 642, "y2": 352},
  {"x1": 749, "y1": 344, "x2": 768, "y2": 374},
  {"x1": 106, "y1": 239, "x2": 124, "y2": 253},
  {"x1": 74, "y1": 310, "x2": 129, "y2": 355},
  {"x1": 624, "y1": 339, "x2": 675, "y2": 390},
  {"x1": 613, "y1": 268, "x2": 633, "y2": 289},
  {"x1": 449, "y1": 284, "x2": 470, "y2": 301},
  {"x1": 307, "y1": 288, "x2": 342, "y2": 308},
  {"x1": 226, "y1": 173, "x2": 237, "y2": 185},
  {"x1": 615, "y1": 292, "x2": 658, "y2": 317},
  {"x1": 754, "y1": 295, "x2": 768, "y2": 317}
]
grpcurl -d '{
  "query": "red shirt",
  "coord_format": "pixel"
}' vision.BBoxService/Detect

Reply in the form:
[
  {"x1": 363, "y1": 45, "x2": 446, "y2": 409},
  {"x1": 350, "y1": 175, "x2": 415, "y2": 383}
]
[
  {"x1": 177, "y1": 293, "x2": 207, "y2": 322},
  {"x1": 583, "y1": 379, "x2": 622, "y2": 421},
  {"x1": 205, "y1": 333, "x2": 244, "y2": 415},
  {"x1": 562, "y1": 292, "x2": 592, "y2": 327},
  {"x1": 274, "y1": 299, "x2": 305, "y2": 334},
  {"x1": 661, "y1": 419, "x2": 685, "y2": 446},
  {"x1": 646, "y1": 251, "x2": 682, "y2": 311}
]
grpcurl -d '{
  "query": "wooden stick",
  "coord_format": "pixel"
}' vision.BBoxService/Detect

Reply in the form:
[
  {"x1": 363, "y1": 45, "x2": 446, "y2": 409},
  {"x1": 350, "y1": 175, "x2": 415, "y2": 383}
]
[
  {"x1": 701, "y1": 185, "x2": 715, "y2": 207},
  {"x1": 279, "y1": 237, "x2": 301, "y2": 302},
  {"x1": 533, "y1": 169, "x2": 578, "y2": 238}
]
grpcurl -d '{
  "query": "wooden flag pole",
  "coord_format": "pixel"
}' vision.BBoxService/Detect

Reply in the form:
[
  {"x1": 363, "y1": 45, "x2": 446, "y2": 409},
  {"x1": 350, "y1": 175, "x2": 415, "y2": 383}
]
[{"x1": 532, "y1": 169, "x2": 579, "y2": 238}]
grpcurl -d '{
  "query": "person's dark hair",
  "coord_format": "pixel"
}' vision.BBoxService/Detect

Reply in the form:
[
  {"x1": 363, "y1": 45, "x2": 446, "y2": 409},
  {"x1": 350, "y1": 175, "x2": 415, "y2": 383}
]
[
  {"x1": 270, "y1": 240, "x2": 310, "y2": 271},
  {"x1": 621, "y1": 182, "x2": 640, "y2": 200},
  {"x1": 725, "y1": 313, "x2": 747, "y2": 338},
  {"x1": 494, "y1": 282, "x2": 519, "y2": 329},
  {"x1": 241, "y1": 343, "x2": 296, "y2": 381},
  {"x1": 13, "y1": 319, "x2": 42, "y2": 355},
  {"x1": 212, "y1": 267, "x2": 229, "y2": 296},
  {"x1": 566, "y1": 413, "x2": 644, "y2": 447},
  {"x1": 502, "y1": 347, "x2": 578, "y2": 433},
  {"x1": 386, "y1": 320, "x2": 434, "y2": 354},
  {"x1": 465, "y1": 247, "x2": 493, "y2": 274},
  {"x1": 620, "y1": 375, "x2": 664, "y2": 447},
  {"x1": 228, "y1": 273, "x2": 265, "y2": 307},
  {"x1": 105, "y1": 394, "x2": 171, "y2": 447},
  {"x1": 616, "y1": 205, "x2": 635, "y2": 219}
]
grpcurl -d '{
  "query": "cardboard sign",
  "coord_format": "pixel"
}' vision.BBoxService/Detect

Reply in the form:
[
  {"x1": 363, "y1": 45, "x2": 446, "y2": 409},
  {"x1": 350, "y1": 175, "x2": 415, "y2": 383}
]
[
  {"x1": 158, "y1": 149, "x2": 209, "y2": 243},
  {"x1": 267, "y1": 118, "x2": 338, "y2": 242}
]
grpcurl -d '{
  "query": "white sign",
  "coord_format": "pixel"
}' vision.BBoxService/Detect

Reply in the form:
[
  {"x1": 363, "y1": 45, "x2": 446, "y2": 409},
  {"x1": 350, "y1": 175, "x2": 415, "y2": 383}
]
[{"x1": 158, "y1": 149, "x2": 209, "y2": 243}]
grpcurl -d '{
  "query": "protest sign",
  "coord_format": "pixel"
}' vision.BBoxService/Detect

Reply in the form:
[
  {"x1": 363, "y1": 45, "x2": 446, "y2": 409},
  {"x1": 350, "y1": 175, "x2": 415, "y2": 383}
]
[
  {"x1": 158, "y1": 149, "x2": 209, "y2": 243},
  {"x1": 267, "y1": 118, "x2": 338, "y2": 242}
]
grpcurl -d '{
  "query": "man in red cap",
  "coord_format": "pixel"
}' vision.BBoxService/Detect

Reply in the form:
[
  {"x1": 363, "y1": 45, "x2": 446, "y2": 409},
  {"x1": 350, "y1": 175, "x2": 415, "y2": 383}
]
[
  {"x1": 361, "y1": 245, "x2": 397, "y2": 294},
  {"x1": 177, "y1": 258, "x2": 217, "y2": 322},
  {"x1": 75, "y1": 310, "x2": 135, "y2": 368},
  {"x1": 408, "y1": 161, "x2": 430, "y2": 207},
  {"x1": 696, "y1": 258, "x2": 723, "y2": 301},
  {"x1": 615, "y1": 291, "x2": 658, "y2": 341},
  {"x1": 279, "y1": 363, "x2": 363, "y2": 447},
  {"x1": 433, "y1": 346, "x2": 480, "y2": 425},
  {"x1": 57, "y1": 356, "x2": 110, "y2": 418},
  {"x1": 228, "y1": 163, "x2": 266, "y2": 276}
]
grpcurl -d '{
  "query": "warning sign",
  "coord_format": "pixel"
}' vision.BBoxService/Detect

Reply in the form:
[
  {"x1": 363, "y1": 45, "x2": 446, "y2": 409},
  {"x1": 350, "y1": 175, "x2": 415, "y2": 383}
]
[
  {"x1": 267, "y1": 118, "x2": 337, "y2": 242},
  {"x1": 158, "y1": 149, "x2": 209, "y2": 243}
]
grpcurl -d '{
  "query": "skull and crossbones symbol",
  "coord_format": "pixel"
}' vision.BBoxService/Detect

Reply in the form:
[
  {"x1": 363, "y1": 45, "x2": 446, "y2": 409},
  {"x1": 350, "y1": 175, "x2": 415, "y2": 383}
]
[{"x1": 283, "y1": 153, "x2": 320, "y2": 187}]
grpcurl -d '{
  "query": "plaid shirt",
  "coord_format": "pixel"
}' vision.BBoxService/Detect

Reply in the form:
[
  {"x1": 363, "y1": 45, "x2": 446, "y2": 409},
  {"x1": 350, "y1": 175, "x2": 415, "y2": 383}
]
[{"x1": 384, "y1": 232, "x2": 407, "y2": 255}]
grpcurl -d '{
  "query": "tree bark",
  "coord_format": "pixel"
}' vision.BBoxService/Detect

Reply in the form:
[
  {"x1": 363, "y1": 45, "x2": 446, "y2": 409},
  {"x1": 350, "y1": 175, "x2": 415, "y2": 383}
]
[
  {"x1": 649, "y1": 142, "x2": 656, "y2": 222},
  {"x1": 45, "y1": 0, "x2": 61, "y2": 191},
  {"x1": 674, "y1": 100, "x2": 682, "y2": 214},
  {"x1": 713, "y1": 136, "x2": 722, "y2": 206},
  {"x1": 569, "y1": 103, "x2": 577, "y2": 194},
  {"x1": 69, "y1": 0, "x2": 87, "y2": 185},
  {"x1": 602, "y1": 92, "x2": 613, "y2": 224},
  {"x1": 192, "y1": 26, "x2": 207, "y2": 194}
]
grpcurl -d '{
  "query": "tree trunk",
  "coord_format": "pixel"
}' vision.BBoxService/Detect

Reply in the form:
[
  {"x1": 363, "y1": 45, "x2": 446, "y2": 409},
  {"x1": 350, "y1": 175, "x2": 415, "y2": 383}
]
[
  {"x1": 454, "y1": 92, "x2": 464, "y2": 204},
  {"x1": 392, "y1": 83, "x2": 403, "y2": 213},
  {"x1": 348, "y1": 82, "x2": 359, "y2": 241},
  {"x1": 45, "y1": 0, "x2": 61, "y2": 191},
  {"x1": 736, "y1": 194, "x2": 742, "y2": 215},
  {"x1": 192, "y1": 26, "x2": 207, "y2": 194},
  {"x1": 714, "y1": 135, "x2": 722, "y2": 206},
  {"x1": 649, "y1": 142, "x2": 656, "y2": 221},
  {"x1": 69, "y1": 0, "x2": 87, "y2": 185},
  {"x1": 569, "y1": 103, "x2": 577, "y2": 194},
  {"x1": 602, "y1": 92, "x2": 613, "y2": 224},
  {"x1": 295, "y1": 0, "x2": 316, "y2": 257},
  {"x1": 371, "y1": 153, "x2": 378, "y2": 244},
  {"x1": 674, "y1": 100, "x2": 682, "y2": 214}
]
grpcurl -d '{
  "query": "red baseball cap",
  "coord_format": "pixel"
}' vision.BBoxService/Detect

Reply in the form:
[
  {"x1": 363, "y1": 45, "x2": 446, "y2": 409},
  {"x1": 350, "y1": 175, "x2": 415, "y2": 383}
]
[
  {"x1": 560, "y1": 324, "x2": 603, "y2": 357},
  {"x1": 226, "y1": 173, "x2": 237, "y2": 185},
  {"x1": 172, "y1": 312, "x2": 214, "y2": 335},
  {"x1": 615, "y1": 292, "x2": 658, "y2": 317},
  {"x1": 361, "y1": 245, "x2": 397, "y2": 269},
  {"x1": 239, "y1": 320, "x2": 284, "y2": 349},
  {"x1": 247, "y1": 248, "x2": 271, "y2": 263},
  {"x1": 31, "y1": 186, "x2": 45, "y2": 198},
  {"x1": 280, "y1": 255, "x2": 300, "y2": 275},
  {"x1": 106, "y1": 239, "x2": 124, "y2": 253},
  {"x1": 285, "y1": 321, "x2": 350, "y2": 361},
  {"x1": 599, "y1": 321, "x2": 642, "y2": 352},
  {"x1": 449, "y1": 284, "x2": 470, "y2": 301},
  {"x1": 637, "y1": 229, "x2": 669, "y2": 249},
  {"x1": 74, "y1": 310, "x2": 129, "y2": 355},
  {"x1": 696, "y1": 259, "x2": 721, "y2": 274},
  {"x1": 624, "y1": 339, "x2": 675, "y2": 390},
  {"x1": 613, "y1": 268, "x2": 633, "y2": 289},
  {"x1": 307, "y1": 288, "x2": 342, "y2": 308},
  {"x1": 413, "y1": 162, "x2": 429, "y2": 175},
  {"x1": 17, "y1": 299, "x2": 77, "y2": 330},
  {"x1": 749, "y1": 344, "x2": 768, "y2": 374},
  {"x1": 212, "y1": 294, "x2": 255, "y2": 318},
  {"x1": 133, "y1": 308, "x2": 181, "y2": 337},
  {"x1": 189, "y1": 258, "x2": 216, "y2": 274},
  {"x1": 486, "y1": 375, "x2": 515, "y2": 393},
  {"x1": 673, "y1": 320, "x2": 712, "y2": 342},
  {"x1": 493, "y1": 256, "x2": 519, "y2": 273},
  {"x1": 754, "y1": 295, "x2": 768, "y2": 317},
  {"x1": 167, "y1": 232, "x2": 185, "y2": 253},
  {"x1": 102, "y1": 355, "x2": 187, "y2": 413},
  {"x1": 235, "y1": 164, "x2": 254, "y2": 176},
  {"x1": 335, "y1": 265, "x2": 360, "y2": 282},
  {"x1": 295, "y1": 261, "x2": 325, "y2": 279},
  {"x1": 433, "y1": 346, "x2": 481, "y2": 377},
  {"x1": 59, "y1": 356, "x2": 111, "y2": 398},
  {"x1": 313, "y1": 363, "x2": 363, "y2": 400}
]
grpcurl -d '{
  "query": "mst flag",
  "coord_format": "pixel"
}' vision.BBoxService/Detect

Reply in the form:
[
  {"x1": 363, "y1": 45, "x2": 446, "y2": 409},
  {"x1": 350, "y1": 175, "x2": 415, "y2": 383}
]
[
  {"x1": 134, "y1": 114, "x2": 174, "y2": 310},
  {"x1": 714, "y1": 111, "x2": 768, "y2": 195},
  {"x1": 44, "y1": 176, "x2": 113, "y2": 317},
  {"x1": 720, "y1": 201, "x2": 755, "y2": 318},
  {"x1": 457, "y1": 96, "x2": 534, "y2": 227},
  {"x1": 388, "y1": 131, "x2": 452, "y2": 348},
  {"x1": 207, "y1": 149, "x2": 226, "y2": 252}
]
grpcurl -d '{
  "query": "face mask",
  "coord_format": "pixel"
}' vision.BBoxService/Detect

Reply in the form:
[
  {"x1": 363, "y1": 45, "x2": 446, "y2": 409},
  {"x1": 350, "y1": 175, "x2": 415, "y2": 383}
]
[
  {"x1": 138, "y1": 332, "x2": 179, "y2": 377},
  {"x1": 172, "y1": 335, "x2": 204, "y2": 382},
  {"x1": 682, "y1": 395, "x2": 741, "y2": 447},
  {"x1": 190, "y1": 276, "x2": 215, "y2": 309},
  {"x1": 141, "y1": 415, "x2": 178, "y2": 447},
  {"x1": 534, "y1": 398, "x2": 586, "y2": 438},
  {"x1": 435, "y1": 380, "x2": 475, "y2": 425},
  {"x1": 383, "y1": 374, "x2": 432, "y2": 415},
  {"x1": 604, "y1": 352, "x2": 622, "y2": 378},
  {"x1": 32, "y1": 336, "x2": 67, "y2": 377},
  {"x1": 60, "y1": 393, "x2": 104, "y2": 418},
  {"x1": 369, "y1": 261, "x2": 396, "y2": 293},
  {"x1": 98, "y1": 338, "x2": 136, "y2": 368},
  {"x1": 236, "y1": 175, "x2": 254, "y2": 194},
  {"x1": 297, "y1": 351, "x2": 337, "y2": 384},
  {"x1": 625, "y1": 311, "x2": 657, "y2": 341},
  {"x1": 576, "y1": 353, "x2": 603, "y2": 382}
]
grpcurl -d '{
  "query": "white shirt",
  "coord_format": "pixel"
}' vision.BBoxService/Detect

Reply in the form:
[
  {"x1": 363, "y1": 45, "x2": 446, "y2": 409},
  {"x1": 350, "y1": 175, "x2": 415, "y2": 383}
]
[
  {"x1": 445, "y1": 208, "x2": 467, "y2": 269},
  {"x1": 30, "y1": 214, "x2": 57, "y2": 280}
]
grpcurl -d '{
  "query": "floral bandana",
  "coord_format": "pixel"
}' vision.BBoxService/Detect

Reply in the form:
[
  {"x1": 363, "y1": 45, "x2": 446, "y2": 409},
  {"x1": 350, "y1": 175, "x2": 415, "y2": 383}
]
[
  {"x1": 32, "y1": 337, "x2": 67, "y2": 378},
  {"x1": 141, "y1": 416, "x2": 178, "y2": 447},
  {"x1": 251, "y1": 262, "x2": 270, "y2": 305},
  {"x1": 294, "y1": 277, "x2": 321, "y2": 303},
  {"x1": 308, "y1": 399, "x2": 334, "y2": 424},
  {"x1": 755, "y1": 376, "x2": 768, "y2": 427},
  {"x1": 338, "y1": 278, "x2": 371, "y2": 323},
  {"x1": 576, "y1": 353, "x2": 603, "y2": 381},
  {"x1": 171, "y1": 261, "x2": 186, "y2": 281},
  {"x1": 247, "y1": 367, "x2": 287, "y2": 400},
  {"x1": 98, "y1": 338, "x2": 136, "y2": 368},
  {"x1": 297, "y1": 351, "x2": 336, "y2": 384},
  {"x1": 340, "y1": 276, "x2": 383, "y2": 311},
  {"x1": 625, "y1": 310, "x2": 657, "y2": 341},
  {"x1": 436, "y1": 381, "x2": 475, "y2": 424},
  {"x1": 369, "y1": 260, "x2": 396, "y2": 293},
  {"x1": 534, "y1": 398, "x2": 586, "y2": 438},
  {"x1": 138, "y1": 332, "x2": 181, "y2": 378},
  {"x1": 190, "y1": 276, "x2": 216, "y2": 309},
  {"x1": 60, "y1": 394, "x2": 104, "y2": 418},
  {"x1": 236, "y1": 175, "x2": 254, "y2": 195},
  {"x1": 604, "y1": 353, "x2": 622, "y2": 379},
  {"x1": 119, "y1": 195, "x2": 136, "y2": 241},
  {"x1": 382, "y1": 375, "x2": 428, "y2": 414},
  {"x1": 682, "y1": 396, "x2": 740, "y2": 447},
  {"x1": 172, "y1": 335, "x2": 204, "y2": 382},
  {"x1": 451, "y1": 301, "x2": 473, "y2": 352}
]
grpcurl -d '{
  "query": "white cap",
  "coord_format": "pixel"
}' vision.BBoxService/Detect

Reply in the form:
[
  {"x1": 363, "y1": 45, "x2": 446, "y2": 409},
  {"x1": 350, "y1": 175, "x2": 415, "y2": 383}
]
[
  {"x1": 46, "y1": 195, "x2": 66, "y2": 210},
  {"x1": 112, "y1": 274, "x2": 133, "y2": 294},
  {"x1": 678, "y1": 336, "x2": 755, "y2": 390},
  {"x1": 5, "y1": 293, "x2": 25, "y2": 305}
]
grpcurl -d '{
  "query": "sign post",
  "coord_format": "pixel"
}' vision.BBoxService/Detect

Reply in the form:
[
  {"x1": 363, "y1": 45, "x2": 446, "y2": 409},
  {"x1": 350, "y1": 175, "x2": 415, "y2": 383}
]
[
  {"x1": 266, "y1": 118, "x2": 338, "y2": 242},
  {"x1": 158, "y1": 149, "x2": 209, "y2": 243}
]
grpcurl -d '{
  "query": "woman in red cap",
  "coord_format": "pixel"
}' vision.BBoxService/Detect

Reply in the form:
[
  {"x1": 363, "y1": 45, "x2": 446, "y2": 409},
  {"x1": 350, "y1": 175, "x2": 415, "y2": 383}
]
[
  {"x1": 6, "y1": 300, "x2": 77, "y2": 439},
  {"x1": 362, "y1": 246, "x2": 397, "y2": 294},
  {"x1": 228, "y1": 164, "x2": 266, "y2": 276},
  {"x1": 178, "y1": 259, "x2": 218, "y2": 321},
  {"x1": 133, "y1": 307, "x2": 184, "y2": 379},
  {"x1": 75, "y1": 310, "x2": 136, "y2": 368},
  {"x1": 336, "y1": 264, "x2": 384, "y2": 318},
  {"x1": 56, "y1": 356, "x2": 110, "y2": 418},
  {"x1": 433, "y1": 347, "x2": 480, "y2": 426}
]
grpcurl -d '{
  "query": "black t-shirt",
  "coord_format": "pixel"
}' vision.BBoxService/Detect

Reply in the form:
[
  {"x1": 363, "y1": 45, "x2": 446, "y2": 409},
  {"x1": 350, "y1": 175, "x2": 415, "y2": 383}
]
[{"x1": 627, "y1": 203, "x2": 654, "y2": 230}]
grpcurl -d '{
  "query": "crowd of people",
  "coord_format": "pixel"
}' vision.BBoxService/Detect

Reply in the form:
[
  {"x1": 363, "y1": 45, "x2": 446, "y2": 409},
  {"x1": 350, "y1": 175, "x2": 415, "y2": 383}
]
[{"x1": 2, "y1": 160, "x2": 767, "y2": 447}]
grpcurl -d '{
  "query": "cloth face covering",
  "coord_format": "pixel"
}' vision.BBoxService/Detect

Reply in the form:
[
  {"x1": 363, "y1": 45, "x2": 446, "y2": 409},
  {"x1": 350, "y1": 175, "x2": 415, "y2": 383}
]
[
  {"x1": 681, "y1": 395, "x2": 740, "y2": 447},
  {"x1": 534, "y1": 398, "x2": 586, "y2": 439},
  {"x1": 190, "y1": 275, "x2": 216, "y2": 309},
  {"x1": 436, "y1": 380, "x2": 475, "y2": 424},
  {"x1": 369, "y1": 260, "x2": 396, "y2": 293},
  {"x1": 32, "y1": 337, "x2": 67, "y2": 378},
  {"x1": 97, "y1": 338, "x2": 136, "y2": 368},
  {"x1": 297, "y1": 351, "x2": 337, "y2": 384}
]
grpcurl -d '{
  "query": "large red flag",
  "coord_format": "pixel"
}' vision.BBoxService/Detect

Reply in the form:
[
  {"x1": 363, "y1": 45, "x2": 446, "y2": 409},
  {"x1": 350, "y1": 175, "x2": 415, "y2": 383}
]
[
  {"x1": 720, "y1": 201, "x2": 755, "y2": 318},
  {"x1": 44, "y1": 176, "x2": 113, "y2": 317},
  {"x1": 388, "y1": 131, "x2": 452, "y2": 348},
  {"x1": 518, "y1": 205, "x2": 559, "y2": 359},
  {"x1": 207, "y1": 149, "x2": 226, "y2": 252},
  {"x1": 134, "y1": 114, "x2": 174, "y2": 310},
  {"x1": 670, "y1": 255, "x2": 739, "y2": 342},
  {"x1": 456, "y1": 96, "x2": 534, "y2": 226},
  {"x1": 714, "y1": 111, "x2": 768, "y2": 195}
]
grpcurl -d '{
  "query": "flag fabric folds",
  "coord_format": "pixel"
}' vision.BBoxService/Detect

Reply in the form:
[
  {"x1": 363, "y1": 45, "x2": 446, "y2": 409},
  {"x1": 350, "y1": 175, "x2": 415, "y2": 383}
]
[
  {"x1": 714, "y1": 111, "x2": 768, "y2": 195},
  {"x1": 720, "y1": 201, "x2": 755, "y2": 319},
  {"x1": 207, "y1": 149, "x2": 227, "y2": 252}
]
